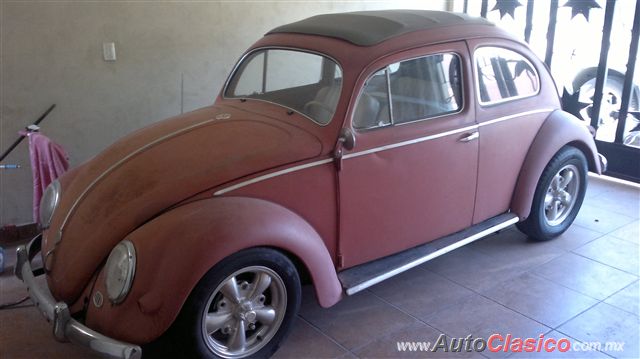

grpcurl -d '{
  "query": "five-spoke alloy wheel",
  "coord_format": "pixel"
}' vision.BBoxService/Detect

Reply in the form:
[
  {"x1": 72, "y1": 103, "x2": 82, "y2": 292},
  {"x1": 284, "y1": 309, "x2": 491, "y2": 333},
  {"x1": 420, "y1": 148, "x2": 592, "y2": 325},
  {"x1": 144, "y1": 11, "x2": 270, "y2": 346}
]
[
  {"x1": 155, "y1": 248, "x2": 301, "y2": 359},
  {"x1": 517, "y1": 146, "x2": 588, "y2": 241},
  {"x1": 203, "y1": 266, "x2": 287, "y2": 358},
  {"x1": 543, "y1": 164, "x2": 580, "y2": 227}
]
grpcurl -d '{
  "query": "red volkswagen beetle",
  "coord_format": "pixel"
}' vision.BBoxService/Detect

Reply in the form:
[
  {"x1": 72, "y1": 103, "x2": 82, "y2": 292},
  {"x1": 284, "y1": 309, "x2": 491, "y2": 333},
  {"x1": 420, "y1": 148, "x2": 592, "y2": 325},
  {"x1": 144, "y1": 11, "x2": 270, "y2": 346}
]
[{"x1": 16, "y1": 10, "x2": 605, "y2": 359}]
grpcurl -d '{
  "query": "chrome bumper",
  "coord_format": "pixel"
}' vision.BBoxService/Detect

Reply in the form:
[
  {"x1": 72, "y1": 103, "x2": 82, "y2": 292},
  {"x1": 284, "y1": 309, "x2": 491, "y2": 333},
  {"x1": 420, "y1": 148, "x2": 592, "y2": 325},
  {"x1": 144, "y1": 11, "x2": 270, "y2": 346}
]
[
  {"x1": 15, "y1": 235, "x2": 142, "y2": 359},
  {"x1": 598, "y1": 153, "x2": 608, "y2": 173}
]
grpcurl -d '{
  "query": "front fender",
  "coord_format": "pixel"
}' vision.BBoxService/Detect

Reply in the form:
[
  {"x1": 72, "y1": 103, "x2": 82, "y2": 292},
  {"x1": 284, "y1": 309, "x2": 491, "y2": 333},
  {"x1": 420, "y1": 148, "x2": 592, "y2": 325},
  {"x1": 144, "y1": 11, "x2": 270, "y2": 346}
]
[
  {"x1": 85, "y1": 196, "x2": 342, "y2": 344},
  {"x1": 511, "y1": 110, "x2": 601, "y2": 220}
]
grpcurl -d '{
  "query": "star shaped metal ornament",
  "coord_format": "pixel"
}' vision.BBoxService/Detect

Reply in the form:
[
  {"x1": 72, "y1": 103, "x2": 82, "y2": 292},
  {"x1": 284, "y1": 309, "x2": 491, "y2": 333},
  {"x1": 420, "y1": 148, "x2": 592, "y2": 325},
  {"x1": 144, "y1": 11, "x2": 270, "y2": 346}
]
[
  {"x1": 563, "y1": 0, "x2": 601, "y2": 21},
  {"x1": 491, "y1": 0, "x2": 523, "y2": 19},
  {"x1": 561, "y1": 88, "x2": 591, "y2": 120}
]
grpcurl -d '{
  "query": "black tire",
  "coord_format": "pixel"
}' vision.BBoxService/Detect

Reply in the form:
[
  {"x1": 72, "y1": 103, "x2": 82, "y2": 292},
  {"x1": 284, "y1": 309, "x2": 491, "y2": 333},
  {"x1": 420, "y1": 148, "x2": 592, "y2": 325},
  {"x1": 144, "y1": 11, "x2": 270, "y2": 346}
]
[
  {"x1": 517, "y1": 146, "x2": 588, "y2": 241},
  {"x1": 146, "y1": 248, "x2": 301, "y2": 359}
]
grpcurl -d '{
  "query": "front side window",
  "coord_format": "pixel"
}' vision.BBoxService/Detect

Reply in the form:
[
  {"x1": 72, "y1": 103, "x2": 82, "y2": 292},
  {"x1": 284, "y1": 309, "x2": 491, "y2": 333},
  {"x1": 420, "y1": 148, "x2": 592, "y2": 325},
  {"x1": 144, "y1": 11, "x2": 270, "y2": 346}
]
[
  {"x1": 225, "y1": 49, "x2": 342, "y2": 125},
  {"x1": 475, "y1": 47, "x2": 539, "y2": 105},
  {"x1": 353, "y1": 52, "x2": 463, "y2": 130}
]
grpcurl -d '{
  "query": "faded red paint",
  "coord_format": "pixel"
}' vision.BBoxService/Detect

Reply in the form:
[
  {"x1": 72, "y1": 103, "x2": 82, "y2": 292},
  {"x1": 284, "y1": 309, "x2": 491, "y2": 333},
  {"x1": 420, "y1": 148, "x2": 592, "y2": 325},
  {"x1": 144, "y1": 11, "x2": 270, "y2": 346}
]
[{"x1": 38, "y1": 15, "x2": 601, "y2": 345}]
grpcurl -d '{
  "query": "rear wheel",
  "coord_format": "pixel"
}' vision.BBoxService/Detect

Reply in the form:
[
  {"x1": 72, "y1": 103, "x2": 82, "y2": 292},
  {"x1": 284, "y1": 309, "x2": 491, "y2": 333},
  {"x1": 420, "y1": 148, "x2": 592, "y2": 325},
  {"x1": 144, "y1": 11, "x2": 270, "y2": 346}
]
[
  {"x1": 153, "y1": 248, "x2": 301, "y2": 359},
  {"x1": 517, "y1": 146, "x2": 588, "y2": 241}
]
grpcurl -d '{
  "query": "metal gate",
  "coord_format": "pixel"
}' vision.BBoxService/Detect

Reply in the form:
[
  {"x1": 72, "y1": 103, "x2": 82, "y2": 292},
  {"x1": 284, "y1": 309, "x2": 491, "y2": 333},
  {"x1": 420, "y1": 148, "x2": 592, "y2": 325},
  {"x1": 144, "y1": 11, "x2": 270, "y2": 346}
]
[{"x1": 463, "y1": 0, "x2": 640, "y2": 182}]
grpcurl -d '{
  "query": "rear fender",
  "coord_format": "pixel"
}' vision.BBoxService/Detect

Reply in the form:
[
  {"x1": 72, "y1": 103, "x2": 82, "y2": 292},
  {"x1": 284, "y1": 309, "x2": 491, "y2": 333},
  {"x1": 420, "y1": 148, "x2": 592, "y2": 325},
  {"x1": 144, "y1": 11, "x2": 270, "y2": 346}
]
[
  {"x1": 511, "y1": 110, "x2": 601, "y2": 220},
  {"x1": 85, "y1": 196, "x2": 342, "y2": 344}
]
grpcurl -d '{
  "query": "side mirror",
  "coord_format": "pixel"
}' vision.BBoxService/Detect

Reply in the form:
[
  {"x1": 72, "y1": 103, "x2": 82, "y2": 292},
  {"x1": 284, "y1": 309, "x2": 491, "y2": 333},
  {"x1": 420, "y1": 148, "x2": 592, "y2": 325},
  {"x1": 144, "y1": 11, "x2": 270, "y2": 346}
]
[{"x1": 337, "y1": 128, "x2": 356, "y2": 151}]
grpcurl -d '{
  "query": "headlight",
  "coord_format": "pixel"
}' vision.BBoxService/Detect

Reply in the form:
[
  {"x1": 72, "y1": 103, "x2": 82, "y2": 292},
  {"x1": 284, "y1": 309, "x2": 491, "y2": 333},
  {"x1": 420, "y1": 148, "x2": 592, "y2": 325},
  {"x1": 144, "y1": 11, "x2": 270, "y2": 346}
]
[
  {"x1": 104, "y1": 240, "x2": 136, "y2": 304},
  {"x1": 39, "y1": 180, "x2": 61, "y2": 229}
]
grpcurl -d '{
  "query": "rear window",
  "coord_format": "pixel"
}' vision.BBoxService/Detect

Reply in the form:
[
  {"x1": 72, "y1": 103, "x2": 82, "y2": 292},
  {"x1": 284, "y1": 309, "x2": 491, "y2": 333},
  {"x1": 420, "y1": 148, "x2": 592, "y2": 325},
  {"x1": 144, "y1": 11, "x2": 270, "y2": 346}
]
[{"x1": 475, "y1": 47, "x2": 539, "y2": 105}]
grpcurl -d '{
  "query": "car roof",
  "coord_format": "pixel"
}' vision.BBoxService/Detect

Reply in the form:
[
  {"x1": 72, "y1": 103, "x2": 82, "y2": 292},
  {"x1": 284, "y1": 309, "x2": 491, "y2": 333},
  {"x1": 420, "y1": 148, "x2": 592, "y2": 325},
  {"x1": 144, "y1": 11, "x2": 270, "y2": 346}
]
[{"x1": 267, "y1": 10, "x2": 494, "y2": 46}]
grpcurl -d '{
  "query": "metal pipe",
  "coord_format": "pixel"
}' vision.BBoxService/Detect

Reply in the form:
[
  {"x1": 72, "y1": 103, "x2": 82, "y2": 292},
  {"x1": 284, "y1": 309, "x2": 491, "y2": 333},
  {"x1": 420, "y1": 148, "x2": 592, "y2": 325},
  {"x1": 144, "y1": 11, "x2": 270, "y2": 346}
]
[
  {"x1": 480, "y1": 0, "x2": 488, "y2": 18},
  {"x1": 524, "y1": 0, "x2": 535, "y2": 43},
  {"x1": 590, "y1": 0, "x2": 616, "y2": 130},
  {"x1": 0, "y1": 104, "x2": 56, "y2": 163},
  {"x1": 544, "y1": 0, "x2": 559, "y2": 67},
  {"x1": 614, "y1": 0, "x2": 640, "y2": 143}
]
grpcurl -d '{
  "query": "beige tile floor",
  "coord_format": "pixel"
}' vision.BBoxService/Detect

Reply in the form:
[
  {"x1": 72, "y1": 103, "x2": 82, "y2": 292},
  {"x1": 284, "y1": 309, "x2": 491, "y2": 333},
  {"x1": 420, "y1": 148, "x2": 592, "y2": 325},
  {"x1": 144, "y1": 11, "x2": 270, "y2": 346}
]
[{"x1": 0, "y1": 176, "x2": 638, "y2": 358}]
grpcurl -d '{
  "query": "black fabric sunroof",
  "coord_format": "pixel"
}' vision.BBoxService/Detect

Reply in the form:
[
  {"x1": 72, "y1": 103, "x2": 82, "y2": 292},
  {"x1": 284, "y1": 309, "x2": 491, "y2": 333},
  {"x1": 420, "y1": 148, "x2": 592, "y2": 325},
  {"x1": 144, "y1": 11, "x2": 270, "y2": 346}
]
[{"x1": 267, "y1": 10, "x2": 493, "y2": 46}]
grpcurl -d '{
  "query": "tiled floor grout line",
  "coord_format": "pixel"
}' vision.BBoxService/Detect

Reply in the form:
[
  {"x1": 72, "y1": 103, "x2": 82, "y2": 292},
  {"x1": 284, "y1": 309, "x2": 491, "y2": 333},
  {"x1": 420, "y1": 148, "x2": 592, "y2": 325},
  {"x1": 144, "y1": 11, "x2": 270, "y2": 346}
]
[
  {"x1": 526, "y1": 271, "x2": 605, "y2": 303},
  {"x1": 569, "y1": 250, "x2": 640, "y2": 277},
  {"x1": 293, "y1": 313, "x2": 354, "y2": 358},
  {"x1": 571, "y1": 222, "x2": 618, "y2": 237},
  {"x1": 411, "y1": 266, "x2": 561, "y2": 344},
  {"x1": 420, "y1": 240, "x2": 638, "y2": 338},
  {"x1": 420, "y1": 266, "x2": 553, "y2": 331},
  {"x1": 549, "y1": 300, "x2": 602, "y2": 333},
  {"x1": 594, "y1": 279, "x2": 640, "y2": 317},
  {"x1": 364, "y1": 287, "x2": 491, "y2": 358}
]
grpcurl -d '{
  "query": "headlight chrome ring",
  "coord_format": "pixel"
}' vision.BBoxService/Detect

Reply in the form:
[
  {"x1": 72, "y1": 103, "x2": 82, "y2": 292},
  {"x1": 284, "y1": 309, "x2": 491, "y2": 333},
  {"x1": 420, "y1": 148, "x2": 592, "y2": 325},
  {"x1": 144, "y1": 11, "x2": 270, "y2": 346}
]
[
  {"x1": 40, "y1": 180, "x2": 61, "y2": 229},
  {"x1": 104, "y1": 240, "x2": 137, "y2": 304}
]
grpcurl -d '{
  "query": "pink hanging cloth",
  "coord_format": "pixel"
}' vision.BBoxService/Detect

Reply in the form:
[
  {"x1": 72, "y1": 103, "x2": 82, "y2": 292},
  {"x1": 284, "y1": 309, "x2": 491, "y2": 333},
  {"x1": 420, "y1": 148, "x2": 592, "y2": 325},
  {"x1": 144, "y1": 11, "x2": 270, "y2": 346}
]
[{"x1": 20, "y1": 131, "x2": 70, "y2": 223}]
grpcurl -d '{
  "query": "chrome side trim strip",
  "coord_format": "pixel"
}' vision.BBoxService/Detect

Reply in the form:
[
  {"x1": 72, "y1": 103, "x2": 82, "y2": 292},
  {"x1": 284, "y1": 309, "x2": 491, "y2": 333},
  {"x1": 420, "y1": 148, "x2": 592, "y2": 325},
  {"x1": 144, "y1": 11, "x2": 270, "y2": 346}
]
[
  {"x1": 213, "y1": 158, "x2": 334, "y2": 196},
  {"x1": 59, "y1": 119, "x2": 216, "y2": 235},
  {"x1": 344, "y1": 215, "x2": 520, "y2": 296},
  {"x1": 342, "y1": 124, "x2": 478, "y2": 160},
  {"x1": 212, "y1": 109, "x2": 553, "y2": 195},
  {"x1": 477, "y1": 108, "x2": 553, "y2": 127}
]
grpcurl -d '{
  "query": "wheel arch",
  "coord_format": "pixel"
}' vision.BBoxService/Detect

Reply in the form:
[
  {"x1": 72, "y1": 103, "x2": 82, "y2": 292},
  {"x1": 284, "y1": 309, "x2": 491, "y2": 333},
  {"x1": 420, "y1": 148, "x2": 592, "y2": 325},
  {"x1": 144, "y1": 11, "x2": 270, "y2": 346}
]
[
  {"x1": 511, "y1": 110, "x2": 601, "y2": 220},
  {"x1": 85, "y1": 196, "x2": 342, "y2": 344},
  {"x1": 567, "y1": 139, "x2": 599, "y2": 173}
]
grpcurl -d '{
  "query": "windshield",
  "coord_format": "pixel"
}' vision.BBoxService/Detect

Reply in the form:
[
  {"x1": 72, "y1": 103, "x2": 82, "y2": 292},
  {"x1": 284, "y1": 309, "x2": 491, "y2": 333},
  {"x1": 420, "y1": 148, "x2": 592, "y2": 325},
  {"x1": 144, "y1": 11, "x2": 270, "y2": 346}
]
[{"x1": 224, "y1": 49, "x2": 343, "y2": 125}]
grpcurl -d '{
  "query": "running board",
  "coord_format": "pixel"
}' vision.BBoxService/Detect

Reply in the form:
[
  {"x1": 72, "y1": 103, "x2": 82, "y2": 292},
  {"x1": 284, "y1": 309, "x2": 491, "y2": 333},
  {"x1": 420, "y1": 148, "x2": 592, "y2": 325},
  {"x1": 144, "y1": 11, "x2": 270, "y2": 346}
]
[{"x1": 338, "y1": 213, "x2": 519, "y2": 295}]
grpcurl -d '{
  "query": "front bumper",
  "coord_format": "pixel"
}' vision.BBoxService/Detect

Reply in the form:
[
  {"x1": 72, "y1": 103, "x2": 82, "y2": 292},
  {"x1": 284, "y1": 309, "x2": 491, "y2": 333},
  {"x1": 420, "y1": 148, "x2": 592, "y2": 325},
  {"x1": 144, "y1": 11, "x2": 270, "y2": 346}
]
[{"x1": 15, "y1": 234, "x2": 142, "y2": 359}]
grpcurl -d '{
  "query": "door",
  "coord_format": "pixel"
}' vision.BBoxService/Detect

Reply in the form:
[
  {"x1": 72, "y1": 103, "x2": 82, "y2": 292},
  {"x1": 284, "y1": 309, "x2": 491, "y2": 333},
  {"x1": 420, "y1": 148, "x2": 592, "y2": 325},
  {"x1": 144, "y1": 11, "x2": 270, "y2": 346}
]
[
  {"x1": 337, "y1": 42, "x2": 479, "y2": 269},
  {"x1": 469, "y1": 41, "x2": 558, "y2": 224}
]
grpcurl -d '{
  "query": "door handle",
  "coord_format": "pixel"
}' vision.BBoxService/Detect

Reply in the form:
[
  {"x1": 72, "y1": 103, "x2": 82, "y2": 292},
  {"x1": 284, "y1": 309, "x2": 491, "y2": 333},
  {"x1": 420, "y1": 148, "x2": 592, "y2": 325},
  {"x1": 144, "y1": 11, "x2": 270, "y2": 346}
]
[{"x1": 459, "y1": 131, "x2": 479, "y2": 142}]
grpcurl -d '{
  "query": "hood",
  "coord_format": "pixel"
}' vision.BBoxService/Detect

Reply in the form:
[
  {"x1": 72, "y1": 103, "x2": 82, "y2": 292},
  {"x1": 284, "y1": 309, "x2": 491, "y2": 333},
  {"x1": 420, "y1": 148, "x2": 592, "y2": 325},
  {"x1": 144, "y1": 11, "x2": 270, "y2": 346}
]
[{"x1": 44, "y1": 105, "x2": 322, "y2": 302}]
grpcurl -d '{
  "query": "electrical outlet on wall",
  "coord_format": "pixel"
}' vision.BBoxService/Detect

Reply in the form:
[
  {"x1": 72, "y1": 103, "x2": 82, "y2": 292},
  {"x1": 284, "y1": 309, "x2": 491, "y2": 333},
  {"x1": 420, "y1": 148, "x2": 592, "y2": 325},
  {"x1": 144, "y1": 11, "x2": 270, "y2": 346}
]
[{"x1": 103, "y1": 42, "x2": 116, "y2": 61}]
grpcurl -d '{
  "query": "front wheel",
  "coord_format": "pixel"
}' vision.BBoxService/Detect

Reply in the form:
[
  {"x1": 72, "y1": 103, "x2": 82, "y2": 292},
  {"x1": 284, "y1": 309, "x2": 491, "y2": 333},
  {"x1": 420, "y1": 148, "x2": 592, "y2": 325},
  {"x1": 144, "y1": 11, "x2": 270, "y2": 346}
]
[
  {"x1": 517, "y1": 146, "x2": 588, "y2": 241},
  {"x1": 154, "y1": 248, "x2": 301, "y2": 359}
]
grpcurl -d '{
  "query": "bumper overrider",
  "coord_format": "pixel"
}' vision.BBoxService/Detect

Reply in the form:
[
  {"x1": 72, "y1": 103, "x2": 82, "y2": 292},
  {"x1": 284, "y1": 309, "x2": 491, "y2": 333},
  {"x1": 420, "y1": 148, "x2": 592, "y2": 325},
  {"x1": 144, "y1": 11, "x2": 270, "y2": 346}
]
[
  {"x1": 14, "y1": 234, "x2": 142, "y2": 359},
  {"x1": 598, "y1": 153, "x2": 608, "y2": 173}
]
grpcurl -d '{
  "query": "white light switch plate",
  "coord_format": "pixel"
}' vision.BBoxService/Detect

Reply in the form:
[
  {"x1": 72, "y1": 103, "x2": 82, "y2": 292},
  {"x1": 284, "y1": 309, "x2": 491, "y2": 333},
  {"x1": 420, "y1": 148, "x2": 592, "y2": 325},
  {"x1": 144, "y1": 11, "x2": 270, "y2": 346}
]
[{"x1": 103, "y1": 42, "x2": 116, "y2": 61}]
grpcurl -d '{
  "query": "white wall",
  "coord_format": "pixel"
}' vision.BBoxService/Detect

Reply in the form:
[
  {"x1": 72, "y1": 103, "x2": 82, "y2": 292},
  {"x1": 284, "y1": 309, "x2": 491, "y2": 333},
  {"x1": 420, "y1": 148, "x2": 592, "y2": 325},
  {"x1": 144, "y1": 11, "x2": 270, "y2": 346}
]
[{"x1": 0, "y1": 0, "x2": 449, "y2": 225}]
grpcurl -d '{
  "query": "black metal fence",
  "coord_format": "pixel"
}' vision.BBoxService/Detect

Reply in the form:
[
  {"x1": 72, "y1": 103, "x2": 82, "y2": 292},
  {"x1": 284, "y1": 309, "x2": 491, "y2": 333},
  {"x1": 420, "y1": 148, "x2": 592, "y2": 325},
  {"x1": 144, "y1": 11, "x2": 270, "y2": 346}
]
[{"x1": 464, "y1": 0, "x2": 640, "y2": 182}]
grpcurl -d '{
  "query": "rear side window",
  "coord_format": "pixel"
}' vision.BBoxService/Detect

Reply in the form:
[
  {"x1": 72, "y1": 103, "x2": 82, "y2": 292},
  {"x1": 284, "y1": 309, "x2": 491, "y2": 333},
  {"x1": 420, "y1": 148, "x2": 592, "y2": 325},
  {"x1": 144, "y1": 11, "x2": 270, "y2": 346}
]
[
  {"x1": 475, "y1": 47, "x2": 539, "y2": 105},
  {"x1": 353, "y1": 52, "x2": 463, "y2": 130}
]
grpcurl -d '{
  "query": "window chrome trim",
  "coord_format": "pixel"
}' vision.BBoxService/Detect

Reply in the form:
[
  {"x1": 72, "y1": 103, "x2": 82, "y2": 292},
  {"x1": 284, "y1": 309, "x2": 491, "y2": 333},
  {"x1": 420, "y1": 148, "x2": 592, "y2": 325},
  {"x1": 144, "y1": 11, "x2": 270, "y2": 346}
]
[
  {"x1": 213, "y1": 109, "x2": 553, "y2": 195},
  {"x1": 474, "y1": 46, "x2": 541, "y2": 107},
  {"x1": 352, "y1": 51, "x2": 466, "y2": 131},
  {"x1": 221, "y1": 46, "x2": 343, "y2": 127}
]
